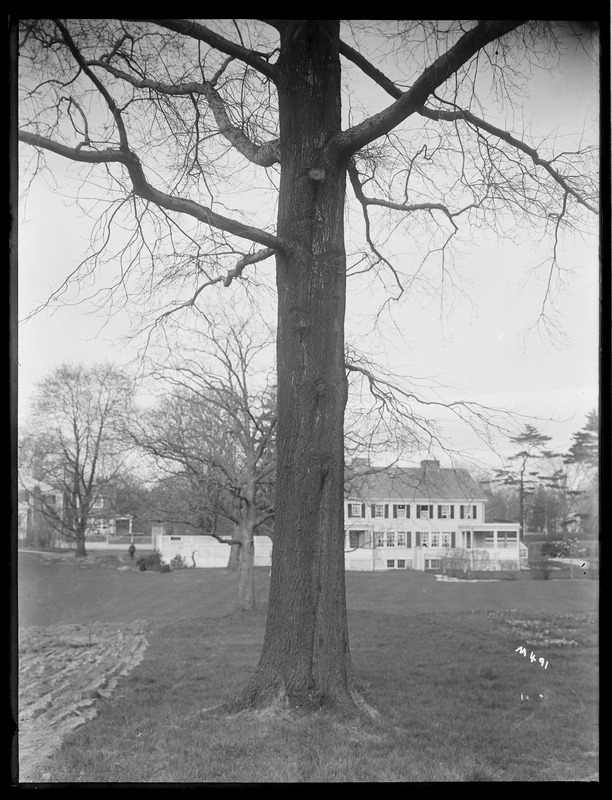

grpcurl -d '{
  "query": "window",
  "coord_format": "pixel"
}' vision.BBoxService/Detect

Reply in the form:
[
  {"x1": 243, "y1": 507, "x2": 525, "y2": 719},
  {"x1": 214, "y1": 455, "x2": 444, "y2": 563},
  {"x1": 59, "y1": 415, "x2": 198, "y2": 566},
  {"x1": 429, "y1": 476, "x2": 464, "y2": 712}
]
[
  {"x1": 440, "y1": 533, "x2": 452, "y2": 548},
  {"x1": 438, "y1": 504, "x2": 453, "y2": 519},
  {"x1": 386, "y1": 531, "x2": 395, "y2": 547},
  {"x1": 170, "y1": 536, "x2": 182, "y2": 541},
  {"x1": 425, "y1": 558, "x2": 441, "y2": 571},
  {"x1": 498, "y1": 532, "x2": 518, "y2": 548},
  {"x1": 430, "y1": 532, "x2": 440, "y2": 547},
  {"x1": 484, "y1": 534, "x2": 495, "y2": 548},
  {"x1": 386, "y1": 559, "x2": 395, "y2": 569},
  {"x1": 92, "y1": 497, "x2": 104, "y2": 509},
  {"x1": 417, "y1": 504, "x2": 431, "y2": 519},
  {"x1": 395, "y1": 504, "x2": 408, "y2": 519},
  {"x1": 397, "y1": 532, "x2": 407, "y2": 547},
  {"x1": 397, "y1": 559, "x2": 406, "y2": 568},
  {"x1": 374, "y1": 531, "x2": 385, "y2": 548},
  {"x1": 460, "y1": 505, "x2": 477, "y2": 520},
  {"x1": 418, "y1": 532, "x2": 429, "y2": 547},
  {"x1": 350, "y1": 503, "x2": 363, "y2": 517},
  {"x1": 375, "y1": 504, "x2": 385, "y2": 518}
]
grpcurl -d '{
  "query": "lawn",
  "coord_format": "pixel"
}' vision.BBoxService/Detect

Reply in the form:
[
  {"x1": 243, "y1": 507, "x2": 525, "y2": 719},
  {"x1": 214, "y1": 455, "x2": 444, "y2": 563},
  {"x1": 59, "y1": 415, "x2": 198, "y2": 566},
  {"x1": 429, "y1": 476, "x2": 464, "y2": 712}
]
[{"x1": 16, "y1": 553, "x2": 599, "y2": 783}]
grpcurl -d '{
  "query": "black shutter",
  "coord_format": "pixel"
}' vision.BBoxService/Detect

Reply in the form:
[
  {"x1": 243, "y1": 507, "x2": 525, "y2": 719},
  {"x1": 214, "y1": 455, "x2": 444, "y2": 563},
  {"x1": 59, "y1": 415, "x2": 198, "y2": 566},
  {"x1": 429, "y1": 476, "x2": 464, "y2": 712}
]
[
  {"x1": 416, "y1": 532, "x2": 421, "y2": 546},
  {"x1": 416, "y1": 506, "x2": 421, "y2": 519},
  {"x1": 407, "y1": 531, "x2": 412, "y2": 548},
  {"x1": 347, "y1": 504, "x2": 352, "y2": 517},
  {"x1": 371, "y1": 504, "x2": 376, "y2": 518},
  {"x1": 361, "y1": 503, "x2": 366, "y2": 518},
  {"x1": 451, "y1": 506, "x2": 455, "y2": 519},
  {"x1": 451, "y1": 532, "x2": 456, "y2": 548},
  {"x1": 429, "y1": 505, "x2": 434, "y2": 518},
  {"x1": 473, "y1": 505, "x2": 477, "y2": 520},
  {"x1": 407, "y1": 504, "x2": 411, "y2": 519},
  {"x1": 384, "y1": 504, "x2": 389, "y2": 518},
  {"x1": 438, "y1": 505, "x2": 442, "y2": 518},
  {"x1": 460, "y1": 506, "x2": 464, "y2": 519},
  {"x1": 393, "y1": 505, "x2": 397, "y2": 518}
]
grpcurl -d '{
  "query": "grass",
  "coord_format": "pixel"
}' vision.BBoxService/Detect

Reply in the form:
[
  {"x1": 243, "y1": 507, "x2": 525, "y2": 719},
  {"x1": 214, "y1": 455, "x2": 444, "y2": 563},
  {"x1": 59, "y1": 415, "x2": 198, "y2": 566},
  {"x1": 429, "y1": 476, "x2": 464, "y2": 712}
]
[{"x1": 17, "y1": 554, "x2": 599, "y2": 783}]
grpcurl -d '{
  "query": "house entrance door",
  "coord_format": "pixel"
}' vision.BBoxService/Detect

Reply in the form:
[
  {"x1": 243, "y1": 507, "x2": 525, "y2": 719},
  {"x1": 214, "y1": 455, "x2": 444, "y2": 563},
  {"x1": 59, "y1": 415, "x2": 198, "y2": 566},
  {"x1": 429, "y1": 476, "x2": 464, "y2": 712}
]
[{"x1": 349, "y1": 530, "x2": 366, "y2": 549}]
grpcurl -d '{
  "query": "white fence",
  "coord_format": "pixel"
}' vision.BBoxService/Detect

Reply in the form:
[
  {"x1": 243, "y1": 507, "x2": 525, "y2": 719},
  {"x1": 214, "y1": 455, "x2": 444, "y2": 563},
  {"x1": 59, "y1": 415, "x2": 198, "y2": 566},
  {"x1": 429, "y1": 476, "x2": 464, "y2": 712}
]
[{"x1": 153, "y1": 532, "x2": 273, "y2": 569}]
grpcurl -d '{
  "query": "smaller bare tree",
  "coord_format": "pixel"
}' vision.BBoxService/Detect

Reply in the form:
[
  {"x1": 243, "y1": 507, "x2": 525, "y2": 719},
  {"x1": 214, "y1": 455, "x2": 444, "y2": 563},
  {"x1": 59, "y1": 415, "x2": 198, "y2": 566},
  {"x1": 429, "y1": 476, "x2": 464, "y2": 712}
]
[
  {"x1": 134, "y1": 316, "x2": 276, "y2": 610},
  {"x1": 19, "y1": 363, "x2": 136, "y2": 556}
]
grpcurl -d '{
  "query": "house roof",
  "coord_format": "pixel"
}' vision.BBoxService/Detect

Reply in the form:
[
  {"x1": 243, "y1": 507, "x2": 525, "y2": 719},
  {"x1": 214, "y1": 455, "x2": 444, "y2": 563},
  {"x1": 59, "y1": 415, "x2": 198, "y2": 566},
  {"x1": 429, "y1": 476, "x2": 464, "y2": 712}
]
[{"x1": 346, "y1": 462, "x2": 485, "y2": 502}]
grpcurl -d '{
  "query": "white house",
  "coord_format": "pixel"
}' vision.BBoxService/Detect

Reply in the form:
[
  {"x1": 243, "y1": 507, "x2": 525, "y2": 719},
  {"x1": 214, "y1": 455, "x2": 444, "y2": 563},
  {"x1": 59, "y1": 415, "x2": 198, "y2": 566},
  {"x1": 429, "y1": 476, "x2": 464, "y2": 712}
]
[{"x1": 344, "y1": 460, "x2": 526, "y2": 572}]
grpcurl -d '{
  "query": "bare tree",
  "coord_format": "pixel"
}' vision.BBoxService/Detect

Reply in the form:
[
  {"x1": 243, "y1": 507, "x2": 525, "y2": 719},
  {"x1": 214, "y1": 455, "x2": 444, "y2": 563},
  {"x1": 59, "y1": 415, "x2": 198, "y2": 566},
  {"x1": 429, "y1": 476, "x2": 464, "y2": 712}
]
[
  {"x1": 17, "y1": 19, "x2": 598, "y2": 714},
  {"x1": 19, "y1": 363, "x2": 136, "y2": 556},
  {"x1": 133, "y1": 316, "x2": 276, "y2": 610}
]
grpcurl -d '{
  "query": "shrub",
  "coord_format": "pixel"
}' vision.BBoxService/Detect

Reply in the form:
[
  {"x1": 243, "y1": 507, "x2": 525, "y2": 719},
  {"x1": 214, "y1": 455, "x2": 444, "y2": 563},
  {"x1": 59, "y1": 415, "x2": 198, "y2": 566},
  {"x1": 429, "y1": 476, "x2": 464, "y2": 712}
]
[
  {"x1": 170, "y1": 554, "x2": 189, "y2": 570},
  {"x1": 541, "y1": 541, "x2": 568, "y2": 558},
  {"x1": 500, "y1": 561, "x2": 520, "y2": 580},
  {"x1": 136, "y1": 552, "x2": 170, "y2": 573}
]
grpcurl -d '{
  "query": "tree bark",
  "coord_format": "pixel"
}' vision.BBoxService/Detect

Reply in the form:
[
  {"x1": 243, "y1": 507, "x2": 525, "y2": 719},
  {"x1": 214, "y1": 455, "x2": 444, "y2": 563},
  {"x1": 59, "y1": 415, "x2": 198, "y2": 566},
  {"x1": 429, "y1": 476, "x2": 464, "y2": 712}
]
[
  {"x1": 227, "y1": 541, "x2": 240, "y2": 571},
  {"x1": 236, "y1": 535, "x2": 255, "y2": 611},
  {"x1": 75, "y1": 525, "x2": 87, "y2": 557},
  {"x1": 229, "y1": 21, "x2": 358, "y2": 714},
  {"x1": 236, "y1": 488, "x2": 256, "y2": 611}
]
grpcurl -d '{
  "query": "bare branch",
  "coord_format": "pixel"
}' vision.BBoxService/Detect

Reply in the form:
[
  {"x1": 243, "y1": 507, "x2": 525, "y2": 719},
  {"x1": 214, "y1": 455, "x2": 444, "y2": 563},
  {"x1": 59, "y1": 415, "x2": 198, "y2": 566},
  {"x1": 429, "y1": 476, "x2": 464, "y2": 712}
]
[
  {"x1": 336, "y1": 20, "x2": 525, "y2": 157},
  {"x1": 123, "y1": 19, "x2": 277, "y2": 79},
  {"x1": 83, "y1": 59, "x2": 281, "y2": 167},
  {"x1": 18, "y1": 130, "x2": 283, "y2": 251},
  {"x1": 340, "y1": 34, "x2": 598, "y2": 214},
  {"x1": 423, "y1": 98, "x2": 598, "y2": 214}
]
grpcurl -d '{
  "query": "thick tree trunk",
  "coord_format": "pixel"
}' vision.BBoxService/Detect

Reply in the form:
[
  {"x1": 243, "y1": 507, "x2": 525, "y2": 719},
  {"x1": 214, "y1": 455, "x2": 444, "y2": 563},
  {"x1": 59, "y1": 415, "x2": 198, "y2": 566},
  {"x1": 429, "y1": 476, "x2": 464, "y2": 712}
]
[
  {"x1": 230, "y1": 21, "x2": 358, "y2": 714},
  {"x1": 236, "y1": 535, "x2": 255, "y2": 611},
  {"x1": 227, "y1": 541, "x2": 240, "y2": 571},
  {"x1": 75, "y1": 526, "x2": 87, "y2": 557},
  {"x1": 236, "y1": 493, "x2": 256, "y2": 611}
]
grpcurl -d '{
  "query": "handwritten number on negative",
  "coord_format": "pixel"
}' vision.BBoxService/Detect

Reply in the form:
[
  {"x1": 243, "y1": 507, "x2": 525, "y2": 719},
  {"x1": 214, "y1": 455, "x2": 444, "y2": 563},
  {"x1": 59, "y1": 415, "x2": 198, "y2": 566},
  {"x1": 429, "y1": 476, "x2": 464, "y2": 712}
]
[{"x1": 515, "y1": 646, "x2": 548, "y2": 669}]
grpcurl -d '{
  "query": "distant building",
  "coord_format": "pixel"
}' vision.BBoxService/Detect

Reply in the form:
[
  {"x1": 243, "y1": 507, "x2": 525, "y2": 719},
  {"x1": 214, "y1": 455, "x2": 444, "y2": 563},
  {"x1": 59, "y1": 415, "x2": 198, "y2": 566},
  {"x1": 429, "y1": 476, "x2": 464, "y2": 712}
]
[
  {"x1": 18, "y1": 476, "x2": 117, "y2": 545},
  {"x1": 17, "y1": 480, "x2": 63, "y2": 546},
  {"x1": 344, "y1": 460, "x2": 526, "y2": 572}
]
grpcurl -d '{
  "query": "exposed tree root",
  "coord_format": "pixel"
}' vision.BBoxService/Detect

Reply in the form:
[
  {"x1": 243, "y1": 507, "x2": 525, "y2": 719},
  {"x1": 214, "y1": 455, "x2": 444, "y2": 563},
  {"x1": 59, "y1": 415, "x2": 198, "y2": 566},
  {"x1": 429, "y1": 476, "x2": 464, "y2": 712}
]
[{"x1": 212, "y1": 681, "x2": 380, "y2": 722}]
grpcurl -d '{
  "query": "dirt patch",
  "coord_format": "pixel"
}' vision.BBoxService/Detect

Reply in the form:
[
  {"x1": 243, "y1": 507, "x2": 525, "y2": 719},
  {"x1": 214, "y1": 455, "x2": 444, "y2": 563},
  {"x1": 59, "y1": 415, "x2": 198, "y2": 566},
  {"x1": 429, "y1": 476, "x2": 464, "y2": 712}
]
[{"x1": 17, "y1": 620, "x2": 148, "y2": 783}]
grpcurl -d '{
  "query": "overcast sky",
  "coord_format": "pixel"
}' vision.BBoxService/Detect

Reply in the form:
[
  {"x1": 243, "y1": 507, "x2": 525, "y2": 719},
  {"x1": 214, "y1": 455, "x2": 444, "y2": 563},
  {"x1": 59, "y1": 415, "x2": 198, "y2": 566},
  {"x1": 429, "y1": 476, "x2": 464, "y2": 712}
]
[{"x1": 17, "y1": 22, "x2": 600, "y2": 469}]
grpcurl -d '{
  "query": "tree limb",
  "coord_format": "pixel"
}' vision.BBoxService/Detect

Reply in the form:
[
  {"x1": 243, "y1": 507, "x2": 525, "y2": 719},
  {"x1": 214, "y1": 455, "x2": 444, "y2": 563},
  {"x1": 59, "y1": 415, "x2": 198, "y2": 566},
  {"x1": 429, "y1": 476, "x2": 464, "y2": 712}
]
[
  {"x1": 84, "y1": 59, "x2": 281, "y2": 167},
  {"x1": 339, "y1": 34, "x2": 598, "y2": 214},
  {"x1": 336, "y1": 20, "x2": 525, "y2": 157},
  {"x1": 123, "y1": 19, "x2": 277, "y2": 80},
  {"x1": 18, "y1": 130, "x2": 283, "y2": 251}
]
